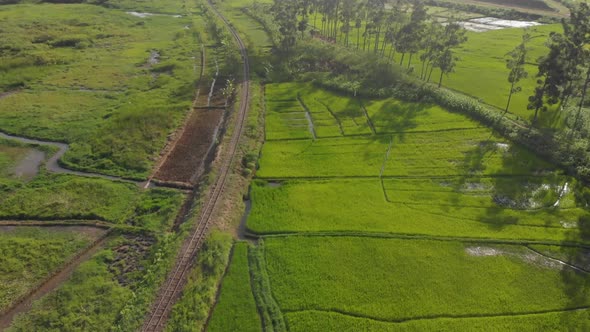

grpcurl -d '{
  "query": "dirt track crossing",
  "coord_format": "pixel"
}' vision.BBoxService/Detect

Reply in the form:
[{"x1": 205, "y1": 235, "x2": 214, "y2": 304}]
[{"x1": 141, "y1": 0, "x2": 250, "y2": 329}]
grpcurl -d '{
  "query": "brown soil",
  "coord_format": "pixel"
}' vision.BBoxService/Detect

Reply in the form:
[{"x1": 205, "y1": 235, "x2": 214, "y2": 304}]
[
  {"x1": 194, "y1": 86, "x2": 210, "y2": 107},
  {"x1": 108, "y1": 234, "x2": 156, "y2": 287},
  {"x1": 209, "y1": 84, "x2": 228, "y2": 108},
  {"x1": 153, "y1": 109, "x2": 225, "y2": 184}
]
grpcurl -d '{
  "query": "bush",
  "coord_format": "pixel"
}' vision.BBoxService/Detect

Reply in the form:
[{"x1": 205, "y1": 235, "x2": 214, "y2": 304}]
[{"x1": 50, "y1": 35, "x2": 92, "y2": 48}]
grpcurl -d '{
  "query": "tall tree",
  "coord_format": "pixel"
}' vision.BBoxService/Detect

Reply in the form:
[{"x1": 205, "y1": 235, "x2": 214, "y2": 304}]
[
  {"x1": 272, "y1": 0, "x2": 298, "y2": 54},
  {"x1": 504, "y1": 30, "x2": 530, "y2": 113},
  {"x1": 529, "y1": 3, "x2": 590, "y2": 125},
  {"x1": 434, "y1": 22, "x2": 467, "y2": 88},
  {"x1": 366, "y1": 0, "x2": 385, "y2": 54}
]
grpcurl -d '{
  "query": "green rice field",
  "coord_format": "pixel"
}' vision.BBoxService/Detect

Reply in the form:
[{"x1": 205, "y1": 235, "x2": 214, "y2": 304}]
[{"x1": 212, "y1": 81, "x2": 590, "y2": 331}]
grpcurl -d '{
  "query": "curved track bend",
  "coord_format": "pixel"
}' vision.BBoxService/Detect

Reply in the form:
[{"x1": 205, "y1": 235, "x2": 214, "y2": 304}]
[{"x1": 141, "y1": 1, "x2": 250, "y2": 330}]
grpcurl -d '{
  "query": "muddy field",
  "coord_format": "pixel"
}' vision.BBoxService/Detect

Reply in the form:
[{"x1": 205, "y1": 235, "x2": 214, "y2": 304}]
[{"x1": 153, "y1": 108, "x2": 224, "y2": 185}]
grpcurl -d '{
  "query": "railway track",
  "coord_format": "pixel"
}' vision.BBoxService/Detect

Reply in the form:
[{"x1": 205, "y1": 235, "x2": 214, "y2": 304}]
[{"x1": 141, "y1": 0, "x2": 250, "y2": 330}]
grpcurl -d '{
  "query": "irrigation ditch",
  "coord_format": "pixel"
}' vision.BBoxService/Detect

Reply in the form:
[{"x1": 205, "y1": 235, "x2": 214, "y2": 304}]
[{"x1": 0, "y1": 131, "x2": 149, "y2": 187}]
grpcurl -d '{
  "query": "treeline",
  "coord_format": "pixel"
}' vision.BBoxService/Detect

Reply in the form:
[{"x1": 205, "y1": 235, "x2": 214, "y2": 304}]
[
  {"x1": 528, "y1": 3, "x2": 590, "y2": 126},
  {"x1": 258, "y1": 0, "x2": 590, "y2": 180},
  {"x1": 272, "y1": 0, "x2": 468, "y2": 87}
]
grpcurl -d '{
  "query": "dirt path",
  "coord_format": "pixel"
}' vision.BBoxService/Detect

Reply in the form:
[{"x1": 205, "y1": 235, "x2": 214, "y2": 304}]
[
  {"x1": 141, "y1": 0, "x2": 251, "y2": 330},
  {"x1": 0, "y1": 131, "x2": 148, "y2": 187},
  {"x1": 0, "y1": 228, "x2": 112, "y2": 330}
]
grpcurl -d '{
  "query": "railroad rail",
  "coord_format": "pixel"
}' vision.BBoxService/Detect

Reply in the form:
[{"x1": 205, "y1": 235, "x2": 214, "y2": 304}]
[{"x1": 141, "y1": 0, "x2": 250, "y2": 330}]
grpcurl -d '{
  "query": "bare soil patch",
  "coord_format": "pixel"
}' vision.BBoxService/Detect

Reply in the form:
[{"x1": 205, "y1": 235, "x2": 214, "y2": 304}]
[
  {"x1": 108, "y1": 234, "x2": 156, "y2": 287},
  {"x1": 153, "y1": 109, "x2": 225, "y2": 184}
]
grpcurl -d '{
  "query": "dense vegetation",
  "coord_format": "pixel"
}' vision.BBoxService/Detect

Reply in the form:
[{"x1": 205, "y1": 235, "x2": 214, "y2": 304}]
[
  {"x1": 0, "y1": 4, "x2": 200, "y2": 178},
  {"x1": 166, "y1": 232, "x2": 233, "y2": 332},
  {"x1": 246, "y1": 0, "x2": 590, "y2": 181},
  {"x1": 8, "y1": 233, "x2": 170, "y2": 331}
]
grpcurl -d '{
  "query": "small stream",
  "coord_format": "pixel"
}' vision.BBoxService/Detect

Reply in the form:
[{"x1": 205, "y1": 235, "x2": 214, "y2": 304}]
[{"x1": 0, "y1": 131, "x2": 148, "y2": 187}]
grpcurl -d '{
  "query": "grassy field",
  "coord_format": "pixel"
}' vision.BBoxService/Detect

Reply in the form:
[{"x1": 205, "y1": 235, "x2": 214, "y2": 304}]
[
  {"x1": 264, "y1": 82, "x2": 482, "y2": 140},
  {"x1": 278, "y1": 2, "x2": 566, "y2": 127},
  {"x1": 0, "y1": 172, "x2": 184, "y2": 228},
  {"x1": 382, "y1": 129, "x2": 554, "y2": 177},
  {"x1": 236, "y1": 77, "x2": 590, "y2": 331},
  {"x1": 8, "y1": 229, "x2": 182, "y2": 331},
  {"x1": 0, "y1": 3, "x2": 201, "y2": 178},
  {"x1": 0, "y1": 227, "x2": 93, "y2": 310},
  {"x1": 433, "y1": 25, "x2": 563, "y2": 126},
  {"x1": 251, "y1": 83, "x2": 589, "y2": 243},
  {"x1": 286, "y1": 309, "x2": 590, "y2": 332},
  {"x1": 208, "y1": 242, "x2": 261, "y2": 332},
  {"x1": 257, "y1": 131, "x2": 555, "y2": 178},
  {"x1": 247, "y1": 179, "x2": 587, "y2": 242},
  {"x1": 262, "y1": 237, "x2": 590, "y2": 324}
]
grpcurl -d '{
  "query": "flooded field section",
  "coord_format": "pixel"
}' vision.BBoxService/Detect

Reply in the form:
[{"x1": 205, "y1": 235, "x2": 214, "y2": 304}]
[{"x1": 458, "y1": 17, "x2": 542, "y2": 32}]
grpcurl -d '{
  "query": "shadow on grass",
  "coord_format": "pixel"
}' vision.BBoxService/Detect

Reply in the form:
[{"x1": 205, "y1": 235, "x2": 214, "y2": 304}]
[{"x1": 446, "y1": 138, "x2": 570, "y2": 231}]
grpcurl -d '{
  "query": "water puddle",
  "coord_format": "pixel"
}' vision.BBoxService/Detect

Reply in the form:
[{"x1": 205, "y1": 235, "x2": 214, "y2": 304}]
[
  {"x1": 267, "y1": 181, "x2": 282, "y2": 188},
  {"x1": 466, "y1": 245, "x2": 577, "y2": 271},
  {"x1": 12, "y1": 149, "x2": 45, "y2": 180},
  {"x1": 147, "y1": 50, "x2": 160, "y2": 66},
  {"x1": 465, "y1": 246, "x2": 502, "y2": 256},
  {"x1": 237, "y1": 199, "x2": 252, "y2": 241},
  {"x1": 456, "y1": 17, "x2": 541, "y2": 32},
  {"x1": 553, "y1": 182, "x2": 569, "y2": 207},
  {"x1": 126, "y1": 11, "x2": 182, "y2": 18}
]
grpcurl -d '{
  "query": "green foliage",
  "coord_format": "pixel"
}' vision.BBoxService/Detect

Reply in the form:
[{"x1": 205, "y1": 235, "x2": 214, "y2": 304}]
[
  {"x1": 0, "y1": 174, "x2": 138, "y2": 222},
  {"x1": 113, "y1": 232, "x2": 179, "y2": 331},
  {"x1": 8, "y1": 231, "x2": 183, "y2": 331},
  {"x1": 208, "y1": 243, "x2": 261, "y2": 332},
  {"x1": 0, "y1": 169, "x2": 184, "y2": 227},
  {"x1": 0, "y1": 228, "x2": 91, "y2": 310},
  {"x1": 126, "y1": 189, "x2": 185, "y2": 231},
  {"x1": 165, "y1": 232, "x2": 232, "y2": 332}
]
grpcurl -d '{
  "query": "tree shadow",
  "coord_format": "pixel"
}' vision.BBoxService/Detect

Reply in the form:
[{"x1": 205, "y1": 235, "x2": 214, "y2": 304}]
[
  {"x1": 359, "y1": 98, "x2": 430, "y2": 142},
  {"x1": 447, "y1": 138, "x2": 568, "y2": 231}
]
